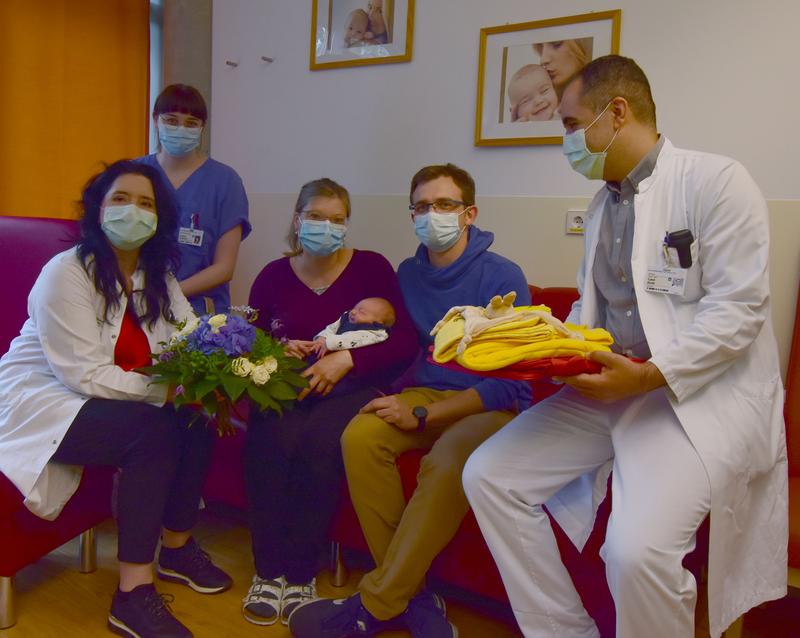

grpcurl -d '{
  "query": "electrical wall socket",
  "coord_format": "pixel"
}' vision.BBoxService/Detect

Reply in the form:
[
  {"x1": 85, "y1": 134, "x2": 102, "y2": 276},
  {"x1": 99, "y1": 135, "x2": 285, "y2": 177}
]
[{"x1": 565, "y1": 209, "x2": 586, "y2": 235}]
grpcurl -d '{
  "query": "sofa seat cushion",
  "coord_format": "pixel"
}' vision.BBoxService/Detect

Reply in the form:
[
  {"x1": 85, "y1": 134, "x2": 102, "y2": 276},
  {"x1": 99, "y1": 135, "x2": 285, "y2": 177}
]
[
  {"x1": 0, "y1": 472, "x2": 24, "y2": 517},
  {"x1": 0, "y1": 466, "x2": 114, "y2": 576}
]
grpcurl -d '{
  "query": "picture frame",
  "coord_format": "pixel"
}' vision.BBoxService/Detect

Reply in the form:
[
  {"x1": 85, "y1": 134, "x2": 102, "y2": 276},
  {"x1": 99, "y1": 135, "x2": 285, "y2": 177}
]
[
  {"x1": 310, "y1": 0, "x2": 414, "y2": 70},
  {"x1": 474, "y1": 10, "x2": 621, "y2": 146}
]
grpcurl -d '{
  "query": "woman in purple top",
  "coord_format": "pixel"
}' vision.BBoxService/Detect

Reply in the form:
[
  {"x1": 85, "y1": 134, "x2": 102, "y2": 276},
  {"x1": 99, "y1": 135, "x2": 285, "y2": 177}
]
[{"x1": 242, "y1": 178, "x2": 417, "y2": 626}]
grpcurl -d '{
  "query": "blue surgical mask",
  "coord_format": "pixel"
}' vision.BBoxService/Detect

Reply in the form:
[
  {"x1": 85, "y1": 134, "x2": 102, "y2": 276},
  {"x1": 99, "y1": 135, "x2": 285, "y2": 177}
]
[
  {"x1": 158, "y1": 121, "x2": 202, "y2": 156},
  {"x1": 562, "y1": 102, "x2": 619, "y2": 180},
  {"x1": 101, "y1": 204, "x2": 158, "y2": 250},
  {"x1": 298, "y1": 219, "x2": 347, "y2": 256},
  {"x1": 414, "y1": 209, "x2": 469, "y2": 253}
]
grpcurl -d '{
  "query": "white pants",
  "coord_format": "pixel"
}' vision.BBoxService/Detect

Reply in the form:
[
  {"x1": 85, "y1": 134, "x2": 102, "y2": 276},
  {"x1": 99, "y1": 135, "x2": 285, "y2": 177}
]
[{"x1": 463, "y1": 387, "x2": 711, "y2": 638}]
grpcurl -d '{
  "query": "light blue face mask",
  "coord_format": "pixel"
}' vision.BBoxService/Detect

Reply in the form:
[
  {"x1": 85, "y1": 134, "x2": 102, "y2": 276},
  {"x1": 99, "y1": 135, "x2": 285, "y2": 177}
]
[
  {"x1": 101, "y1": 204, "x2": 158, "y2": 250},
  {"x1": 562, "y1": 102, "x2": 620, "y2": 180},
  {"x1": 413, "y1": 209, "x2": 468, "y2": 253},
  {"x1": 158, "y1": 121, "x2": 202, "y2": 156},
  {"x1": 298, "y1": 219, "x2": 347, "y2": 256}
]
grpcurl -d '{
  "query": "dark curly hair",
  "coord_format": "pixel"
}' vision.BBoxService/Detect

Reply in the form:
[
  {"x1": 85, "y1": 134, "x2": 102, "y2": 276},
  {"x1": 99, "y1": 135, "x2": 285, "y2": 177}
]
[{"x1": 76, "y1": 160, "x2": 181, "y2": 328}]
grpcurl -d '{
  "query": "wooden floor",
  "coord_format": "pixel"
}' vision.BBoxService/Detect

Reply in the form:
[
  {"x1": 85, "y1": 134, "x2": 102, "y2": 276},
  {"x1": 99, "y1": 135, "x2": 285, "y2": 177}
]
[
  {"x1": 0, "y1": 512, "x2": 521, "y2": 638},
  {"x1": 1, "y1": 510, "x2": 795, "y2": 637}
]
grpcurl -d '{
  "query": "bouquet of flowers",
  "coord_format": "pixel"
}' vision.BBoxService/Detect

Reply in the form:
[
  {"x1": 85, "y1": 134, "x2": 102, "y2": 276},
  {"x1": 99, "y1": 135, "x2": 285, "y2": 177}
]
[{"x1": 140, "y1": 306, "x2": 307, "y2": 435}]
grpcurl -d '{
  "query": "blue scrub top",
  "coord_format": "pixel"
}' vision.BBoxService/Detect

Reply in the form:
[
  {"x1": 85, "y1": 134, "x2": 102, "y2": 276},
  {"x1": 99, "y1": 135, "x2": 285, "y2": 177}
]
[{"x1": 138, "y1": 154, "x2": 251, "y2": 315}]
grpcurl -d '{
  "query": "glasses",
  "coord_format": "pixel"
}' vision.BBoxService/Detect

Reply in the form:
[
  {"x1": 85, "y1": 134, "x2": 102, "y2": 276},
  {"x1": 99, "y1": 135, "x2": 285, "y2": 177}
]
[
  {"x1": 300, "y1": 210, "x2": 348, "y2": 226},
  {"x1": 159, "y1": 114, "x2": 203, "y2": 129},
  {"x1": 409, "y1": 199, "x2": 468, "y2": 215}
]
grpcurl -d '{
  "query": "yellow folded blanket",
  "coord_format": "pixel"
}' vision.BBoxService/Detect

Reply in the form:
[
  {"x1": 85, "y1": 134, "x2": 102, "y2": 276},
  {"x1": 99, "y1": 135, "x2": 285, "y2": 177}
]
[
  {"x1": 456, "y1": 325, "x2": 613, "y2": 371},
  {"x1": 432, "y1": 304, "x2": 613, "y2": 371},
  {"x1": 432, "y1": 305, "x2": 553, "y2": 361}
]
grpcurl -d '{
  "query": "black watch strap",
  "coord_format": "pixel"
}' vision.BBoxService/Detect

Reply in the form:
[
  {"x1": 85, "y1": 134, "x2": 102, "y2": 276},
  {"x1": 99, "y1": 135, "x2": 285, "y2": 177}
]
[{"x1": 412, "y1": 405, "x2": 428, "y2": 432}]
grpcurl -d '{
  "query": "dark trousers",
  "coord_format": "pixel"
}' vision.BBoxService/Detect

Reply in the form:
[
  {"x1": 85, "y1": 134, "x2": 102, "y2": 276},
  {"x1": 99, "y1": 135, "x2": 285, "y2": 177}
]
[
  {"x1": 52, "y1": 398, "x2": 215, "y2": 564},
  {"x1": 245, "y1": 387, "x2": 378, "y2": 584}
]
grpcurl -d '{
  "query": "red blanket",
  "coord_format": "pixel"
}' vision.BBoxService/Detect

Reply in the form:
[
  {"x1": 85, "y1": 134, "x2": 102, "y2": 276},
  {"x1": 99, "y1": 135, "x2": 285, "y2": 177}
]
[{"x1": 429, "y1": 352, "x2": 603, "y2": 381}]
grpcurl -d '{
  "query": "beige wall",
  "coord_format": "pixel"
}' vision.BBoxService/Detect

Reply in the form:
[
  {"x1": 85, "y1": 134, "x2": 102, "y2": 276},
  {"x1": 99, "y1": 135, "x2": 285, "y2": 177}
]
[
  {"x1": 231, "y1": 196, "x2": 800, "y2": 381},
  {"x1": 162, "y1": 0, "x2": 213, "y2": 152},
  {"x1": 210, "y1": 0, "x2": 800, "y2": 380},
  {"x1": 212, "y1": 1, "x2": 800, "y2": 201}
]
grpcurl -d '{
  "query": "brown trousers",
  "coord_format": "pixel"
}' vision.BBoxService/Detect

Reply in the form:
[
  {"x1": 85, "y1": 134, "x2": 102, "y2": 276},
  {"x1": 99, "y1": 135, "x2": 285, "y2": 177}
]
[{"x1": 340, "y1": 387, "x2": 514, "y2": 619}]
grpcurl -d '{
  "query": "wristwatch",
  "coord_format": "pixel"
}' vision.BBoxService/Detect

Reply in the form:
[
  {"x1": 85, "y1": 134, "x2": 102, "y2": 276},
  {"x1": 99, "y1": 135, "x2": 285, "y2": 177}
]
[{"x1": 412, "y1": 406, "x2": 428, "y2": 432}]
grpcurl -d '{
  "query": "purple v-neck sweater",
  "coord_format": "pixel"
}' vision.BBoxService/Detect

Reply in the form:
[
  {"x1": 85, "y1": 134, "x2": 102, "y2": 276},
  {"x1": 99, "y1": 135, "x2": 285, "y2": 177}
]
[{"x1": 248, "y1": 249, "x2": 418, "y2": 389}]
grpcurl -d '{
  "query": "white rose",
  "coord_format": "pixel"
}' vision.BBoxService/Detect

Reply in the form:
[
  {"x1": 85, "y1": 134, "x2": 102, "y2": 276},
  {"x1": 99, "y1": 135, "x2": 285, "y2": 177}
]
[
  {"x1": 262, "y1": 356, "x2": 278, "y2": 374},
  {"x1": 208, "y1": 313, "x2": 227, "y2": 333},
  {"x1": 231, "y1": 357, "x2": 254, "y2": 377},
  {"x1": 171, "y1": 317, "x2": 200, "y2": 342},
  {"x1": 251, "y1": 365, "x2": 271, "y2": 386}
]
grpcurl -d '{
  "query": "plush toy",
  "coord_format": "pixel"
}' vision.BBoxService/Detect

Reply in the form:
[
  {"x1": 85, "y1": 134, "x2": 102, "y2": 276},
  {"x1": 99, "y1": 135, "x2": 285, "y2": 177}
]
[{"x1": 430, "y1": 291, "x2": 584, "y2": 356}]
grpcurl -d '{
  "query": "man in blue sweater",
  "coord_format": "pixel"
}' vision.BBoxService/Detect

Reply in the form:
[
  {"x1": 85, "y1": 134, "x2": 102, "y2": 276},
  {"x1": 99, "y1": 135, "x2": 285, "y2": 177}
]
[{"x1": 289, "y1": 164, "x2": 532, "y2": 638}]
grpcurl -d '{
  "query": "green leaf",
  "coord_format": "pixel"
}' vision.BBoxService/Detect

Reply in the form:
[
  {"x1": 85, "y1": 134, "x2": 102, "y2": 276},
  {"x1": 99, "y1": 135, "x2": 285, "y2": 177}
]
[
  {"x1": 201, "y1": 392, "x2": 219, "y2": 416},
  {"x1": 246, "y1": 384, "x2": 283, "y2": 415},
  {"x1": 281, "y1": 371, "x2": 309, "y2": 388},
  {"x1": 269, "y1": 380, "x2": 300, "y2": 401},
  {"x1": 192, "y1": 376, "x2": 220, "y2": 400},
  {"x1": 220, "y1": 373, "x2": 249, "y2": 402},
  {"x1": 282, "y1": 356, "x2": 307, "y2": 370}
]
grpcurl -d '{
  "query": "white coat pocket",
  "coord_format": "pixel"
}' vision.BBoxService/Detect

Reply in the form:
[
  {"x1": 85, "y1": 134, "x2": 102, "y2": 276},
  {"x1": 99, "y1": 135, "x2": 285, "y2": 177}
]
[{"x1": 679, "y1": 240, "x2": 703, "y2": 302}]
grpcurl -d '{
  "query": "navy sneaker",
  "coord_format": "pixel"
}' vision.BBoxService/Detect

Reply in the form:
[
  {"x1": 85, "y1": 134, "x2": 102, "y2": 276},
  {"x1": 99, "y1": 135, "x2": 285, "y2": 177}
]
[
  {"x1": 157, "y1": 537, "x2": 233, "y2": 594},
  {"x1": 280, "y1": 577, "x2": 318, "y2": 625},
  {"x1": 411, "y1": 589, "x2": 446, "y2": 615},
  {"x1": 288, "y1": 593, "x2": 397, "y2": 638},
  {"x1": 108, "y1": 583, "x2": 192, "y2": 638},
  {"x1": 402, "y1": 589, "x2": 457, "y2": 638}
]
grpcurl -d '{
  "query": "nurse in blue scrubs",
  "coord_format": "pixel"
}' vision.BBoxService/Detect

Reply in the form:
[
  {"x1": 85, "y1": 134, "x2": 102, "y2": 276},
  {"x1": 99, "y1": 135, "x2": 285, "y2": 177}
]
[{"x1": 139, "y1": 84, "x2": 250, "y2": 315}]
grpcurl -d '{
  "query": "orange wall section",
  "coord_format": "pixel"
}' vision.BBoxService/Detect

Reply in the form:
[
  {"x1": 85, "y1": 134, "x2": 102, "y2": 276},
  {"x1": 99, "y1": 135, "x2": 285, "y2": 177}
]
[{"x1": 0, "y1": 0, "x2": 149, "y2": 219}]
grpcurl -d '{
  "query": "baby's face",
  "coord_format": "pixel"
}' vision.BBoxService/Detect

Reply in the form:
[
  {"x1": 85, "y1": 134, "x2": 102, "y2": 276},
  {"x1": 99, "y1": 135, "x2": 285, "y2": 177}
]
[
  {"x1": 349, "y1": 299, "x2": 385, "y2": 324},
  {"x1": 509, "y1": 67, "x2": 558, "y2": 121},
  {"x1": 345, "y1": 13, "x2": 368, "y2": 44}
]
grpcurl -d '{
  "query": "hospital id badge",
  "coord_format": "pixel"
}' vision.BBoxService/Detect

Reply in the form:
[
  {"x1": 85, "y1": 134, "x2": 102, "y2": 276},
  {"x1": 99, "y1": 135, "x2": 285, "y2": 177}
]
[
  {"x1": 178, "y1": 227, "x2": 204, "y2": 246},
  {"x1": 645, "y1": 267, "x2": 687, "y2": 296}
]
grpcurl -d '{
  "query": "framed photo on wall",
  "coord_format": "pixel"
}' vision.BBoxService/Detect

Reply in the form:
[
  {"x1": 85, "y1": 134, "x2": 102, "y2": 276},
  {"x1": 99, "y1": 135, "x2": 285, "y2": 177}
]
[
  {"x1": 310, "y1": 0, "x2": 414, "y2": 70},
  {"x1": 475, "y1": 10, "x2": 621, "y2": 146}
]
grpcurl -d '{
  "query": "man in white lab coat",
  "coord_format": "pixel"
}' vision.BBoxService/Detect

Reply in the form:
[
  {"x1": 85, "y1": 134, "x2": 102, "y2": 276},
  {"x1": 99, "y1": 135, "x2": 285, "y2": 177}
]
[{"x1": 463, "y1": 55, "x2": 788, "y2": 638}]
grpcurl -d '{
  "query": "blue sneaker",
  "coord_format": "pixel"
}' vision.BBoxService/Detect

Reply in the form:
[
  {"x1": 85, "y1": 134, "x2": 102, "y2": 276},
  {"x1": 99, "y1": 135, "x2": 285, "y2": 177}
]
[
  {"x1": 288, "y1": 593, "x2": 397, "y2": 638},
  {"x1": 157, "y1": 537, "x2": 232, "y2": 594},
  {"x1": 411, "y1": 589, "x2": 446, "y2": 615},
  {"x1": 402, "y1": 590, "x2": 457, "y2": 638},
  {"x1": 108, "y1": 583, "x2": 192, "y2": 638}
]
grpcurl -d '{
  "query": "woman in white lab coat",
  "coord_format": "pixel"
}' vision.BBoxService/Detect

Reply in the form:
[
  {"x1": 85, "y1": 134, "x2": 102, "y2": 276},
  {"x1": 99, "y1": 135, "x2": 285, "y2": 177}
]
[{"x1": 0, "y1": 160, "x2": 231, "y2": 638}]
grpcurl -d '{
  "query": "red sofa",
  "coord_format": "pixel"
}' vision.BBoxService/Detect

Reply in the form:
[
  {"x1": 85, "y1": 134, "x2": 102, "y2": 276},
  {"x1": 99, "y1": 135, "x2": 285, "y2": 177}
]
[
  {"x1": 0, "y1": 216, "x2": 114, "y2": 629},
  {"x1": 329, "y1": 283, "x2": 800, "y2": 636}
]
